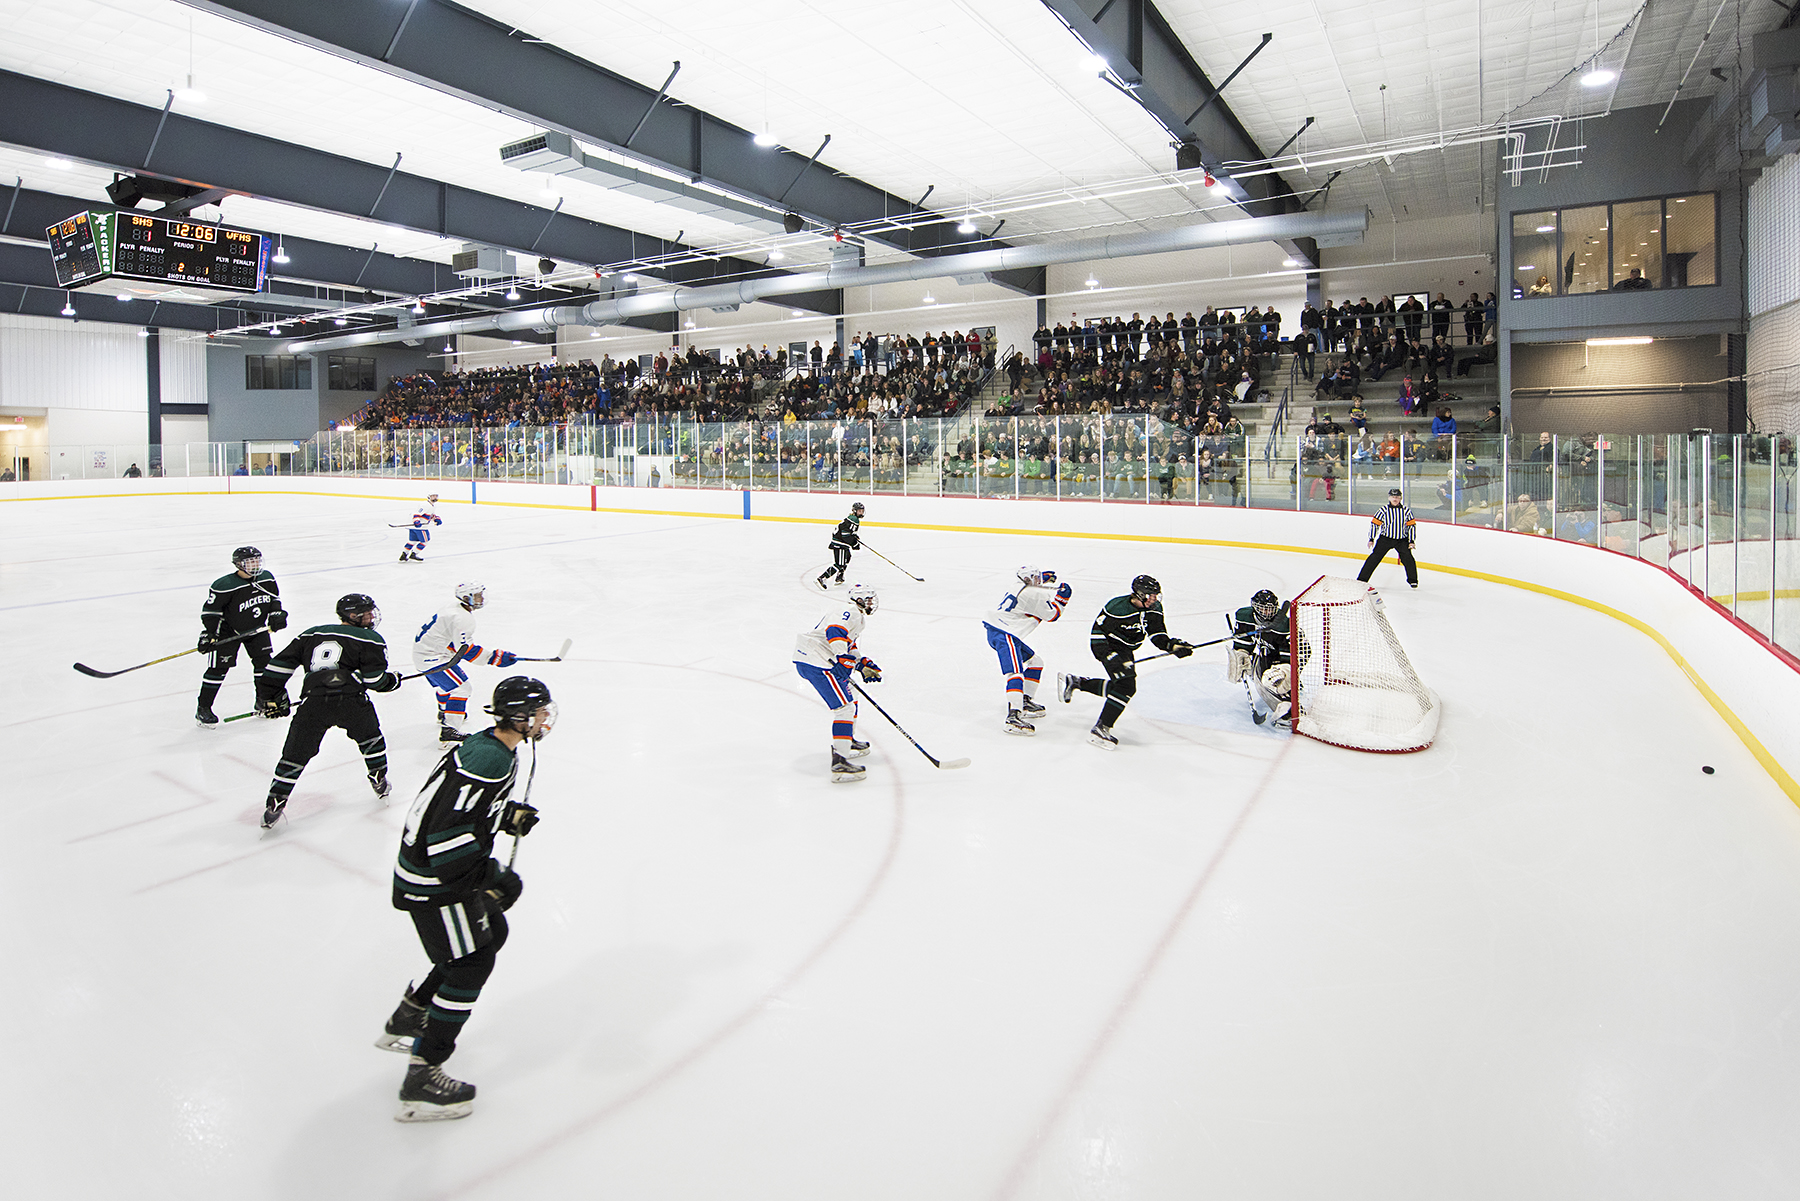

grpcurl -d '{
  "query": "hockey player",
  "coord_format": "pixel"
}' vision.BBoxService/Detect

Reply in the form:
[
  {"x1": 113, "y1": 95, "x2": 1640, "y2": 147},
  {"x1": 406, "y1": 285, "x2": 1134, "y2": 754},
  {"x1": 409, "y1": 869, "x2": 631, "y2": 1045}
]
[
  {"x1": 195, "y1": 546, "x2": 288, "y2": 729},
  {"x1": 1057, "y1": 574, "x2": 1196, "y2": 749},
  {"x1": 792, "y1": 582, "x2": 881, "y2": 782},
  {"x1": 255, "y1": 593, "x2": 403, "y2": 828},
  {"x1": 816, "y1": 502, "x2": 864, "y2": 588},
  {"x1": 412, "y1": 581, "x2": 521, "y2": 742},
  {"x1": 400, "y1": 494, "x2": 442, "y2": 563},
  {"x1": 981, "y1": 566, "x2": 1073, "y2": 735},
  {"x1": 1228, "y1": 588, "x2": 1295, "y2": 726},
  {"x1": 380, "y1": 676, "x2": 554, "y2": 1122}
]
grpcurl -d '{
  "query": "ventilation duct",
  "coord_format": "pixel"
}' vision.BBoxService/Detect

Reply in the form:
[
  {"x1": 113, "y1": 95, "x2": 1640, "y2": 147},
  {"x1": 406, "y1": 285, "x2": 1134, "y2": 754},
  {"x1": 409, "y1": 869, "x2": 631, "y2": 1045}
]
[{"x1": 501, "y1": 131, "x2": 788, "y2": 234}]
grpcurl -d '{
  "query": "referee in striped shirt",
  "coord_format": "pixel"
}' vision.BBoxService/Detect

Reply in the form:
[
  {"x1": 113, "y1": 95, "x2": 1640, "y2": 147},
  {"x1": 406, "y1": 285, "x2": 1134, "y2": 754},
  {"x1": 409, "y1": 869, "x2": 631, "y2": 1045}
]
[{"x1": 1358, "y1": 488, "x2": 1419, "y2": 588}]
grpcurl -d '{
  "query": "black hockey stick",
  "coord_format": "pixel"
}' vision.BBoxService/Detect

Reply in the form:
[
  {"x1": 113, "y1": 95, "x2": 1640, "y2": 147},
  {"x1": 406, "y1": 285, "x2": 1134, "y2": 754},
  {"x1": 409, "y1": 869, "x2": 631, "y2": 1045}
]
[
  {"x1": 859, "y1": 543, "x2": 924, "y2": 582},
  {"x1": 1133, "y1": 633, "x2": 1235, "y2": 665},
  {"x1": 849, "y1": 680, "x2": 969, "y2": 769},
  {"x1": 512, "y1": 637, "x2": 572, "y2": 663},
  {"x1": 506, "y1": 738, "x2": 541, "y2": 869},
  {"x1": 74, "y1": 625, "x2": 272, "y2": 679}
]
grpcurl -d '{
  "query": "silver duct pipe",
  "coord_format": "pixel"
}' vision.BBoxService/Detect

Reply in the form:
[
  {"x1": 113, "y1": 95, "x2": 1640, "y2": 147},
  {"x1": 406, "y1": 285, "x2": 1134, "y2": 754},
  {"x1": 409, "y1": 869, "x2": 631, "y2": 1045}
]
[{"x1": 287, "y1": 208, "x2": 1368, "y2": 354}]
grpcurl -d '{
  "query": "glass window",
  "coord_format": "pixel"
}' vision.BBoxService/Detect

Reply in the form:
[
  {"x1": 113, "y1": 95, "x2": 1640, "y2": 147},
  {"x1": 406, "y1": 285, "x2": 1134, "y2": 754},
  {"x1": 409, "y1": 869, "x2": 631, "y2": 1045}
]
[
  {"x1": 246, "y1": 354, "x2": 312, "y2": 390},
  {"x1": 1611, "y1": 199, "x2": 1661, "y2": 290},
  {"x1": 1663, "y1": 193, "x2": 1716, "y2": 287},
  {"x1": 1512, "y1": 211, "x2": 1558, "y2": 298},
  {"x1": 1562, "y1": 204, "x2": 1609, "y2": 294}
]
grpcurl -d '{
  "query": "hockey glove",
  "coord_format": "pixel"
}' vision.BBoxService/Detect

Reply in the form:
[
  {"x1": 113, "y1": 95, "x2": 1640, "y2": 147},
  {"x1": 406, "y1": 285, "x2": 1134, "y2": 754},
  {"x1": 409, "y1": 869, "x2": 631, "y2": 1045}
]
[
  {"x1": 502, "y1": 801, "x2": 540, "y2": 838},
  {"x1": 489, "y1": 650, "x2": 519, "y2": 668},
  {"x1": 1054, "y1": 581, "x2": 1074, "y2": 603},
  {"x1": 834, "y1": 653, "x2": 859, "y2": 679},
  {"x1": 197, "y1": 631, "x2": 220, "y2": 654},
  {"x1": 370, "y1": 671, "x2": 403, "y2": 693},
  {"x1": 856, "y1": 657, "x2": 882, "y2": 683},
  {"x1": 267, "y1": 610, "x2": 289, "y2": 632},
  {"x1": 481, "y1": 863, "x2": 524, "y2": 912},
  {"x1": 256, "y1": 694, "x2": 291, "y2": 719},
  {"x1": 1168, "y1": 639, "x2": 1196, "y2": 659}
]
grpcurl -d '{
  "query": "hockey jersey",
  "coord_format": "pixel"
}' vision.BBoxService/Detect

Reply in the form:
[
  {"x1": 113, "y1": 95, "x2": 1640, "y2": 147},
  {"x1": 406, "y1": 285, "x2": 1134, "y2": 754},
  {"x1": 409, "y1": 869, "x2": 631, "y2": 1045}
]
[
  {"x1": 410, "y1": 507, "x2": 443, "y2": 530},
  {"x1": 827, "y1": 513, "x2": 860, "y2": 550},
  {"x1": 260, "y1": 623, "x2": 398, "y2": 702},
  {"x1": 982, "y1": 582, "x2": 1067, "y2": 641},
  {"x1": 794, "y1": 606, "x2": 866, "y2": 671},
  {"x1": 414, "y1": 606, "x2": 482, "y2": 672},
  {"x1": 1089, "y1": 595, "x2": 1173, "y2": 656},
  {"x1": 393, "y1": 731, "x2": 519, "y2": 910},
  {"x1": 201, "y1": 570, "x2": 284, "y2": 638},
  {"x1": 1229, "y1": 604, "x2": 1291, "y2": 660}
]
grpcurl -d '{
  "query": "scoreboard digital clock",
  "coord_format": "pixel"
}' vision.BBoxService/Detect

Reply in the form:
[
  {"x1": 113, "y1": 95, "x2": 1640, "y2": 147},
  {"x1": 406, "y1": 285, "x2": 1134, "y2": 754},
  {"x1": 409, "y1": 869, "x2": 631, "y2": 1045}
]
[{"x1": 46, "y1": 210, "x2": 269, "y2": 293}]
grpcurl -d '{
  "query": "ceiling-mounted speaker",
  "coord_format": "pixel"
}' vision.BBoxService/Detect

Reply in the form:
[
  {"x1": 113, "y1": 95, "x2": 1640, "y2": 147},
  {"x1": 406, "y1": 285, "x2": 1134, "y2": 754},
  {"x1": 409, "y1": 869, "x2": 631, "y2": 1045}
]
[
  {"x1": 782, "y1": 212, "x2": 803, "y2": 235},
  {"x1": 1175, "y1": 143, "x2": 1204, "y2": 172},
  {"x1": 538, "y1": 257, "x2": 556, "y2": 275}
]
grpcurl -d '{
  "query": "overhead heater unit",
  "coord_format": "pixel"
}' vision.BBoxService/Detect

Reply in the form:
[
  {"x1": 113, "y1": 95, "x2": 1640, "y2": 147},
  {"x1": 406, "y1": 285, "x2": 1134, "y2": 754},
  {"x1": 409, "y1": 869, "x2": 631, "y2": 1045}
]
[{"x1": 452, "y1": 245, "x2": 518, "y2": 280}]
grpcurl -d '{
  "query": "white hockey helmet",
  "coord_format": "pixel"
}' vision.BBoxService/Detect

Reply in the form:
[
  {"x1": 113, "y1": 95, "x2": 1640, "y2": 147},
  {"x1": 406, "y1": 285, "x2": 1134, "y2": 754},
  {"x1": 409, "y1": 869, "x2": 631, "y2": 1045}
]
[
  {"x1": 847, "y1": 582, "x2": 879, "y2": 615},
  {"x1": 454, "y1": 580, "x2": 486, "y2": 610},
  {"x1": 1016, "y1": 565, "x2": 1057, "y2": 588}
]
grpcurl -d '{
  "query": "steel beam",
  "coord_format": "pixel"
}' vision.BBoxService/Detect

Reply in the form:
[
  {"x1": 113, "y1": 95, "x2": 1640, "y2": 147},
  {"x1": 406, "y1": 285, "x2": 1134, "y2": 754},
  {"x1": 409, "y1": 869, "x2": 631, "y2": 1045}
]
[
  {"x1": 0, "y1": 70, "x2": 842, "y2": 315},
  {"x1": 173, "y1": 0, "x2": 1047, "y2": 295},
  {"x1": 1040, "y1": 0, "x2": 1318, "y2": 266}
]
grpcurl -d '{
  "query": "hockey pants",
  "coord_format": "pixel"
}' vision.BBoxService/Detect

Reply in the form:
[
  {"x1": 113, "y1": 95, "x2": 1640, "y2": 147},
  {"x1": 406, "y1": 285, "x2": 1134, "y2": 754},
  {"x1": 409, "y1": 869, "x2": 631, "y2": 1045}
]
[
  {"x1": 796, "y1": 661, "x2": 858, "y2": 754},
  {"x1": 1072, "y1": 649, "x2": 1136, "y2": 729},
  {"x1": 407, "y1": 895, "x2": 509, "y2": 1066},
  {"x1": 984, "y1": 626, "x2": 1042, "y2": 705},
  {"x1": 1358, "y1": 536, "x2": 1418, "y2": 585},
  {"x1": 825, "y1": 544, "x2": 852, "y2": 581},
  {"x1": 197, "y1": 632, "x2": 272, "y2": 710},
  {"x1": 423, "y1": 662, "x2": 471, "y2": 729},
  {"x1": 267, "y1": 695, "x2": 388, "y2": 800},
  {"x1": 406, "y1": 528, "x2": 430, "y2": 552}
]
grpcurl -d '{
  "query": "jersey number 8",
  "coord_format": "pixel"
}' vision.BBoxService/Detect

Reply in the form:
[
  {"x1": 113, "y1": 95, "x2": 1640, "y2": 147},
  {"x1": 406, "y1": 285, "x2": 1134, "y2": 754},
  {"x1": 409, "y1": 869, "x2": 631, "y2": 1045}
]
[{"x1": 309, "y1": 640, "x2": 343, "y2": 672}]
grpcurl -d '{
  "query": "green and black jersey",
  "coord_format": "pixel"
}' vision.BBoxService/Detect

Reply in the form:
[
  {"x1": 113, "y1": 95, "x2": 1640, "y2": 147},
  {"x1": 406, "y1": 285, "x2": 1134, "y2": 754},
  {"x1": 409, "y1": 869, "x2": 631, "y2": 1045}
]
[
  {"x1": 393, "y1": 731, "x2": 519, "y2": 910},
  {"x1": 1230, "y1": 604, "x2": 1291, "y2": 660},
  {"x1": 1090, "y1": 595, "x2": 1173, "y2": 656},
  {"x1": 201, "y1": 570, "x2": 283, "y2": 639},
  {"x1": 828, "y1": 512, "x2": 861, "y2": 551},
  {"x1": 260, "y1": 622, "x2": 397, "y2": 702}
]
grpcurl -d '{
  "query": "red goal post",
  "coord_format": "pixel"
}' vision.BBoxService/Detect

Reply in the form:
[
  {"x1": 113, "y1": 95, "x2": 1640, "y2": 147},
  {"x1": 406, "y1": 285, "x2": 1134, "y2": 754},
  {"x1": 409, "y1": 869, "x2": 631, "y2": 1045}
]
[{"x1": 1289, "y1": 575, "x2": 1441, "y2": 753}]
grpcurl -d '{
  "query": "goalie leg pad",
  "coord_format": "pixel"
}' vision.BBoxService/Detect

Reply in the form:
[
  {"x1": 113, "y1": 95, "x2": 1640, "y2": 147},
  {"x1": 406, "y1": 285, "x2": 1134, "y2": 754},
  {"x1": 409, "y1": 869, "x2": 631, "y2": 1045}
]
[{"x1": 1227, "y1": 649, "x2": 1252, "y2": 682}]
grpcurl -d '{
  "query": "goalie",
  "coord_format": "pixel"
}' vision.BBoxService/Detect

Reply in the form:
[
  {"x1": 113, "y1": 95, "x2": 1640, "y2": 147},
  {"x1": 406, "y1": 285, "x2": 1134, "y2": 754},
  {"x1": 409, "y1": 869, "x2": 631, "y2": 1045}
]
[{"x1": 1227, "y1": 588, "x2": 1298, "y2": 727}]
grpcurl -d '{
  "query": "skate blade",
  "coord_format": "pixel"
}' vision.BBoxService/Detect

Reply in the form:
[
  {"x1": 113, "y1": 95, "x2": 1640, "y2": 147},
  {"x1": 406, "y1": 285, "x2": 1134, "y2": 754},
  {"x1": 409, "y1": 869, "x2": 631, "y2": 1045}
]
[
  {"x1": 196, "y1": 720, "x2": 220, "y2": 731},
  {"x1": 843, "y1": 746, "x2": 870, "y2": 759},
  {"x1": 1086, "y1": 733, "x2": 1119, "y2": 751},
  {"x1": 395, "y1": 1099, "x2": 473, "y2": 1122},
  {"x1": 1003, "y1": 724, "x2": 1037, "y2": 736},
  {"x1": 830, "y1": 772, "x2": 867, "y2": 784},
  {"x1": 373, "y1": 1033, "x2": 418, "y2": 1054}
]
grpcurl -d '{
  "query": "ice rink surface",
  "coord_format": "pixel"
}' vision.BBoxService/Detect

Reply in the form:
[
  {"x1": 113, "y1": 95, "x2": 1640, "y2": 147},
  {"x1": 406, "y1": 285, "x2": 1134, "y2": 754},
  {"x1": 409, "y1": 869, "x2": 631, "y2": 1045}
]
[{"x1": 8, "y1": 492, "x2": 1800, "y2": 1200}]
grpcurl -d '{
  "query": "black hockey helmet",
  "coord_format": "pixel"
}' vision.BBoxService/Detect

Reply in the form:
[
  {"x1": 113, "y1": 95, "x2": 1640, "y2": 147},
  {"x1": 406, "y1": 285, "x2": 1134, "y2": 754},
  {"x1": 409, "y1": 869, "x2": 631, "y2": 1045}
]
[
  {"x1": 487, "y1": 676, "x2": 556, "y2": 739},
  {"x1": 1251, "y1": 588, "x2": 1281, "y2": 622},
  {"x1": 850, "y1": 502, "x2": 865, "y2": 516},
  {"x1": 232, "y1": 546, "x2": 263, "y2": 572},
  {"x1": 336, "y1": 593, "x2": 381, "y2": 627},
  {"x1": 1131, "y1": 574, "x2": 1161, "y2": 600}
]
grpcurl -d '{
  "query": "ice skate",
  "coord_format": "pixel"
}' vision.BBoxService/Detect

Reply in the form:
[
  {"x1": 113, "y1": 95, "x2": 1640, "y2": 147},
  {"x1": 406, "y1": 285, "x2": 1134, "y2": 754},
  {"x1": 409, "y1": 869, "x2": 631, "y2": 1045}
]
[
  {"x1": 260, "y1": 794, "x2": 286, "y2": 828},
  {"x1": 369, "y1": 770, "x2": 392, "y2": 800},
  {"x1": 375, "y1": 993, "x2": 428, "y2": 1054},
  {"x1": 815, "y1": 572, "x2": 833, "y2": 589},
  {"x1": 395, "y1": 1056, "x2": 475, "y2": 1122},
  {"x1": 399, "y1": 550, "x2": 411, "y2": 563},
  {"x1": 1021, "y1": 697, "x2": 1046, "y2": 717},
  {"x1": 1058, "y1": 673, "x2": 1078, "y2": 704},
  {"x1": 830, "y1": 751, "x2": 866, "y2": 783},
  {"x1": 196, "y1": 705, "x2": 220, "y2": 730},
  {"x1": 1003, "y1": 709, "x2": 1037, "y2": 736},
  {"x1": 844, "y1": 738, "x2": 870, "y2": 759},
  {"x1": 1087, "y1": 723, "x2": 1118, "y2": 750},
  {"x1": 438, "y1": 724, "x2": 465, "y2": 743}
]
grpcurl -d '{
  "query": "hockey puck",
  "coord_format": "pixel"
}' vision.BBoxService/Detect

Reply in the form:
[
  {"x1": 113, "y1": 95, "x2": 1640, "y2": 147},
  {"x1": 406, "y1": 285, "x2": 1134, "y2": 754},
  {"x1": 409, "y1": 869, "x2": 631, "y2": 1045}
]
[{"x1": 1702, "y1": 765, "x2": 1715, "y2": 775}]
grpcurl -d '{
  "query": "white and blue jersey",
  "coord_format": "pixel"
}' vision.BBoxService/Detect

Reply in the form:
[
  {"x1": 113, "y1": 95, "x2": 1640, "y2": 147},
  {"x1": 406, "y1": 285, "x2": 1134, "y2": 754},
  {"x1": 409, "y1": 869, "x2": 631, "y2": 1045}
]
[
  {"x1": 794, "y1": 605, "x2": 866, "y2": 710},
  {"x1": 406, "y1": 506, "x2": 442, "y2": 548},
  {"x1": 981, "y1": 581, "x2": 1066, "y2": 665}
]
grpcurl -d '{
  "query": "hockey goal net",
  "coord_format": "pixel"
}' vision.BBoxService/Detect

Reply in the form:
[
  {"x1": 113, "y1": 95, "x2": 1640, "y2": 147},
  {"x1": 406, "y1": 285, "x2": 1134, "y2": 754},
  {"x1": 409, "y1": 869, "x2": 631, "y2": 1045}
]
[{"x1": 1289, "y1": 575, "x2": 1441, "y2": 753}]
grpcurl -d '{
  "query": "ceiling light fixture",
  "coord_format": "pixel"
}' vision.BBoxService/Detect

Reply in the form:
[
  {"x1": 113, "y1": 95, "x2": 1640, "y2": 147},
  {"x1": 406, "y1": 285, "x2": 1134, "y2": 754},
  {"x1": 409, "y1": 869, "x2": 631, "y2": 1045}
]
[
  {"x1": 753, "y1": 130, "x2": 778, "y2": 148},
  {"x1": 1081, "y1": 53, "x2": 1108, "y2": 75},
  {"x1": 1085, "y1": 275, "x2": 1099, "y2": 289},
  {"x1": 505, "y1": 285, "x2": 521, "y2": 301},
  {"x1": 1586, "y1": 336, "x2": 1653, "y2": 346},
  {"x1": 115, "y1": 292, "x2": 131, "y2": 301},
  {"x1": 958, "y1": 216, "x2": 977, "y2": 235},
  {"x1": 334, "y1": 316, "x2": 348, "y2": 326},
  {"x1": 1581, "y1": 68, "x2": 1616, "y2": 88},
  {"x1": 44, "y1": 156, "x2": 73, "y2": 170},
  {"x1": 791, "y1": 309, "x2": 804, "y2": 317},
  {"x1": 1282, "y1": 258, "x2": 1300, "y2": 267},
  {"x1": 922, "y1": 292, "x2": 935, "y2": 304},
  {"x1": 272, "y1": 240, "x2": 290, "y2": 265},
  {"x1": 174, "y1": 16, "x2": 205, "y2": 103},
  {"x1": 411, "y1": 300, "x2": 425, "y2": 314},
  {"x1": 769, "y1": 249, "x2": 785, "y2": 262},
  {"x1": 138, "y1": 328, "x2": 151, "y2": 338},
  {"x1": 60, "y1": 293, "x2": 75, "y2": 316},
  {"x1": 269, "y1": 323, "x2": 281, "y2": 335}
]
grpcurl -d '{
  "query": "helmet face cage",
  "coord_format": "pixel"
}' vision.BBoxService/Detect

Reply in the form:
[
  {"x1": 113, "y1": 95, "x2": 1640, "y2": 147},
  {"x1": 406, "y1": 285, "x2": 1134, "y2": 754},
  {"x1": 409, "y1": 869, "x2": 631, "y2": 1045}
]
[
  {"x1": 1017, "y1": 565, "x2": 1057, "y2": 589},
  {"x1": 426, "y1": 494, "x2": 439, "y2": 505},
  {"x1": 336, "y1": 594, "x2": 380, "y2": 628},
  {"x1": 1131, "y1": 574, "x2": 1162, "y2": 601},
  {"x1": 847, "y1": 583, "x2": 878, "y2": 614},
  {"x1": 1252, "y1": 588, "x2": 1280, "y2": 622},
  {"x1": 488, "y1": 676, "x2": 556, "y2": 739},
  {"x1": 454, "y1": 581, "x2": 486, "y2": 610},
  {"x1": 232, "y1": 546, "x2": 263, "y2": 574}
]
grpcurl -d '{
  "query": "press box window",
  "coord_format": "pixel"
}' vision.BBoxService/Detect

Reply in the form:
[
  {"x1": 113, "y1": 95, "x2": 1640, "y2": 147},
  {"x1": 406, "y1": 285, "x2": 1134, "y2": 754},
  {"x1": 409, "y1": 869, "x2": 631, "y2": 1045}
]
[
  {"x1": 327, "y1": 355, "x2": 377, "y2": 391},
  {"x1": 1512, "y1": 193, "x2": 1717, "y2": 297},
  {"x1": 245, "y1": 355, "x2": 312, "y2": 390}
]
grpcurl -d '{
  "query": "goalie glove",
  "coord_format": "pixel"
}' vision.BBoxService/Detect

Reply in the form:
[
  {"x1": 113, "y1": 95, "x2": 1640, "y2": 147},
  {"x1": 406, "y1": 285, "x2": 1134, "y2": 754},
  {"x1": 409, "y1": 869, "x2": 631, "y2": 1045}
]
[
  {"x1": 256, "y1": 694, "x2": 291, "y2": 719},
  {"x1": 501, "y1": 801, "x2": 540, "y2": 837},
  {"x1": 857, "y1": 657, "x2": 882, "y2": 683}
]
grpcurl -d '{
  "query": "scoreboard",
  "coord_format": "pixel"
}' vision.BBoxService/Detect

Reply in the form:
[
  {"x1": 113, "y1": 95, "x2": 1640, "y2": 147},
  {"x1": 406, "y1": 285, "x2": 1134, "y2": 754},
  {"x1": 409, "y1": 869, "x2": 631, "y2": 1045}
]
[{"x1": 46, "y1": 210, "x2": 269, "y2": 293}]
